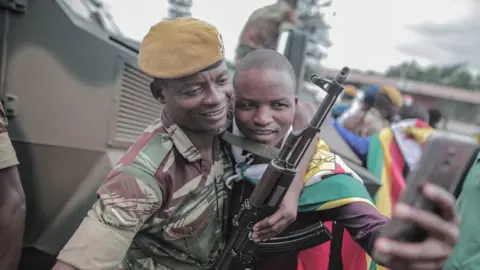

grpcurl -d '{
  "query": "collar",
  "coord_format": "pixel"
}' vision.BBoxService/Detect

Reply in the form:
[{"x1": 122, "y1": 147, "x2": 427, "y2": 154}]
[{"x1": 160, "y1": 110, "x2": 230, "y2": 162}]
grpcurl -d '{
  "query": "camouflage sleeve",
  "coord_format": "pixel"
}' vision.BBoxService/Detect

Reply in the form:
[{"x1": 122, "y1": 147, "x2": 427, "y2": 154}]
[
  {"x1": 57, "y1": 165, "x2": 163, "y2": 269},
  {"x1": 0, "y1": 103, "x2": 19, "y2": 169}
]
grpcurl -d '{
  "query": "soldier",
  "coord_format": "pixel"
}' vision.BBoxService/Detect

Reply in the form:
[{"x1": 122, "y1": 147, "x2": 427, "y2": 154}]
[
  {"x1": 0, "y1": 102, "x2": 25, "y2": 270},
  {"x1": 235, "y1": 0, "x2": 297, "y2": 62},
  {"x1": 230, "y1": 50, "x2": 459, "y2": 270},
  {"x1": 52, "y1": 18, "x2": 298, "y2": 270}
]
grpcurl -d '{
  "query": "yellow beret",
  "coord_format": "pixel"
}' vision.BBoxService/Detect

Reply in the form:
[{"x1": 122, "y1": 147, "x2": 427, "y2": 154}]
[
  {"x1": 343, "y1": 85, "x2": 357, "y2": 97},
  {"x1": 138, "y1": 18, "x2": 225, "y2": 79},
  {"x1": 381, "y1": 85, "x2": 403, "y2": 108}
]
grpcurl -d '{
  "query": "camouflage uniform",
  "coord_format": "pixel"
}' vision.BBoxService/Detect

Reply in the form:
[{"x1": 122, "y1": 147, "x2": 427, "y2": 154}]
[
  {"x1": 57, "y1": 111, "x2": 233, "y2": 270},
  {"x1": 235, "y1": 1, "x2": 296, "y2": 61},
  {"x1": 0, "y1": 103, "x2": 19, "y2": 169}
]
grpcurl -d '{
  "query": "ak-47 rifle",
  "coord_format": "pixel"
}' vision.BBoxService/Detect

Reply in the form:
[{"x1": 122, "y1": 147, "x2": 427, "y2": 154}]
[{"x1": 213, "y1": 67, "x2": 351, "y2": 270}]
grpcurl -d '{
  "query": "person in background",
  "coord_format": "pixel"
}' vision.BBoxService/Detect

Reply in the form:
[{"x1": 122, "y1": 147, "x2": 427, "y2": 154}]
[
  {"x1": 235, "y1": 0, "x2": 297, "y2": 62},
  {"x1": 0, "y1": 101, "x2": 25, "y2": 270},
  {"x1": 428, "y1": 108, "x2": 445, "y2": 129},
  {"x1": 337, "y1": 85, "x2": 379, "y2": 126},
  {"x1": 343, "y1": 86, "x2": 403, "y2": 137}
]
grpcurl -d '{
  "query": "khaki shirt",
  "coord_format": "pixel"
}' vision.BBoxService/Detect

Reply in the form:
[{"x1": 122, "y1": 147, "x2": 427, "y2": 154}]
[
  {"x1": 0, "y1": 102, "x2": 18, "y2": 169},
  {"x1": 58, "y1": 111, "x2": 233, "y2": 270}
]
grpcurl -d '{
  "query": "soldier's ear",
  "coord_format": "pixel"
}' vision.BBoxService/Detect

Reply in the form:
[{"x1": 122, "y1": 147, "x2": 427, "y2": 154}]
[{"x1": 150, "y1": 80, "x2": 166, "y2": 104}]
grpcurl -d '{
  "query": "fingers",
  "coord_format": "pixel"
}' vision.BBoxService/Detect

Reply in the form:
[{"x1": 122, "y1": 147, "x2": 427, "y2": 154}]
[
  {"x1": 422, "y1": 183, "x2": 458, "y2": 225},
  {"x1": 392, "y1": 203, "x2": 459, "y2": 246},
  {"x1": 251, "y1": 208, "x2": 296, "y2": 242},
  {"x1": 253, "y1": 210, "x2": 284, "y2": 232},
  {"x1": 252, "y1": 218, "x2": 292, "y2": 242},
  {"x1": 374, "y1": 237, "x2": 450, "y2": 263}
]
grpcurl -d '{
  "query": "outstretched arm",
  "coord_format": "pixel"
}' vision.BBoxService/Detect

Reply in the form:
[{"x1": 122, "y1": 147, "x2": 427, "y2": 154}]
[{"x1": 332, "y1": 120, "x2": 370, "y2": 164}]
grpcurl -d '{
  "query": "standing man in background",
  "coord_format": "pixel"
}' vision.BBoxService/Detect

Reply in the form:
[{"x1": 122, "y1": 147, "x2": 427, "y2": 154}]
[
  {"x1": 0, "y1": 101, "x2": 25, "y2": 270},
  {"x1": 235, "y1": 0, "x2": 298, "y2": 62}
]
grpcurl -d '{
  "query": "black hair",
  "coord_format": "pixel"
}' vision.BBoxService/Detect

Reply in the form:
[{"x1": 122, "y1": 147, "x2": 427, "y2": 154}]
[
  {"x1": 428, "y1": 108, "x2": 443, "y2": 128},
  {"x1": 400, "y1": 103, "x2": 429, "y2": 123},
  {"x1": 233, "y1": 49, "x2": 296, "y2": 90}
]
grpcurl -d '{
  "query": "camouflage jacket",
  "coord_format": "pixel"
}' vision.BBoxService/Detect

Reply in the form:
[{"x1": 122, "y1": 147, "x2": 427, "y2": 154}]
[
  {"x1": 237, "y1": 1, "x2": 296, "y2": 51},
  {"x1": 0, "y1": 102, "x2": 19, "y2": 169},
  {"x1": 58, "y1": 111, "x2": 233, "y2": 270}
]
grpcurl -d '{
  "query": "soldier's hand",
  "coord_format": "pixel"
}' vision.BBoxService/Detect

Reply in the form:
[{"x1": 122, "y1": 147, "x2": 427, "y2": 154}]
[
  {"x1": 373, "y1": 183, "x2": 459, "y2": 270},
  {"x1": 251, "y1": 188, "x2": 299, "y2": 243}
]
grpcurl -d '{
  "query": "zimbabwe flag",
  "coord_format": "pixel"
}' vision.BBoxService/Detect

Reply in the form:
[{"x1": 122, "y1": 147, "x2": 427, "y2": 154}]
[
  {"x1": 230, "y1": 129, "x2": 377, "y2": 270},
  {"x1": 296, "y1": 140, "x2": 376, "y2": 270},
  {"x1": 365, "y1": 119, "x2": 434, "y2": 270}
]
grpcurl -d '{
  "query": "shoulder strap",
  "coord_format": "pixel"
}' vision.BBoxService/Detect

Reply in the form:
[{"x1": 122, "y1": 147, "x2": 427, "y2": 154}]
[{"x1": 221, "y1": 131, "x2": 280, "y2": 160}]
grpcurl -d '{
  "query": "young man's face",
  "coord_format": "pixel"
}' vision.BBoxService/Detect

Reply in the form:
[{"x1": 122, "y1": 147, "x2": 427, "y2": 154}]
[
  {"x1": 155, "y1": 62, "x2": 233, "y2": 133},
  {"x1": 234, "y1": 68, "x2": 296, "y2": 146}
]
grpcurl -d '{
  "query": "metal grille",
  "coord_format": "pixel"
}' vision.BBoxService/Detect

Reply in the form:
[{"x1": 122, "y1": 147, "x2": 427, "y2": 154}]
[{"x1": 114, "y1": 63, "x2": 160, "y2": 144}]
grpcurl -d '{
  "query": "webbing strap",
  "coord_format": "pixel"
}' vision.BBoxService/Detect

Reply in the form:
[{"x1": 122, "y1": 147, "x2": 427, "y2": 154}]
[{"x1": 221, "y1": 131, "x2": 280, "y2": 160}]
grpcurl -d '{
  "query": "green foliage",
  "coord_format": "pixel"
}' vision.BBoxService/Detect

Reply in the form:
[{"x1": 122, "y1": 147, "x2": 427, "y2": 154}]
[{"x1": 385, "y1": 60, "x2": 479, "y2": 91}]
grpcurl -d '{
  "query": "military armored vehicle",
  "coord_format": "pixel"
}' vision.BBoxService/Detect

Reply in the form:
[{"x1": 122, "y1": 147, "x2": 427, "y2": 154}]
[{"x1": 1, "y1": 0, "x2": 158, "y2": 268}]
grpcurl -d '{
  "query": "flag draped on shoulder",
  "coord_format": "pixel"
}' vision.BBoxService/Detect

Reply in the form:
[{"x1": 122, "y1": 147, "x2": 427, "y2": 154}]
[
  {"x1": 228, "y1": 121, "x2": 374, "y2": 213},
  {"x1": 366, "y1": 119, "x2": 434, "y2": 270},
  {"x1": 226, "y1": 121, "x2": 376, "y2": 270},
  {"x1": 297, "y1": 139, "x2": 374, "y2": 270}
]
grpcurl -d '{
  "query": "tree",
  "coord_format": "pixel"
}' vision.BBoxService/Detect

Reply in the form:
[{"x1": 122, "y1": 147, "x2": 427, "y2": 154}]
[
  {"x1": 166, "y1": 0, "x2": 193, "y2": 20},
  {"x1": 385, "y1": 61, "x2": 479, "y2": 91},
  {"x1": 296, "y1": 0, "x2": 332, "y2": 67}
]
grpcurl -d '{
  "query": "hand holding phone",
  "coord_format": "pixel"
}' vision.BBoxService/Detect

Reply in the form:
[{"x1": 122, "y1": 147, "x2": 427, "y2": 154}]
[
  {"x1": 372, "y1": 132, "x2": 478, "y2": 268},
  {"x1": 380, "y1": 132, "x2": 478, "y2": 242}
]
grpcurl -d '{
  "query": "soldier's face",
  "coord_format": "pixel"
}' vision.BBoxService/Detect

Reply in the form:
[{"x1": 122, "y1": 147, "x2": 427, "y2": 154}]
[
  {"x1": 159, "y1": 62, "x2": 233, "y2": 133},
  {"x1": 234, "y1": 68, "x2": 296, "y2": 146}
]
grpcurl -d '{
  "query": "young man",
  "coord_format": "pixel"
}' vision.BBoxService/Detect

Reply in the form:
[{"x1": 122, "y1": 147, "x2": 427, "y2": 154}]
[
  {"x1": 0, "y1": 102, "x2": 25, "y2": 270},
  {"x1": 229, "y1": 49, "x2": 459, "y2": 270}
]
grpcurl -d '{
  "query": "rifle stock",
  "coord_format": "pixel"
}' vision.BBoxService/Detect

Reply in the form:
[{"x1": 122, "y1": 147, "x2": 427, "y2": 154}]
[{"x1": 213, "y1": 67, "x2": 350, "y2": 270}]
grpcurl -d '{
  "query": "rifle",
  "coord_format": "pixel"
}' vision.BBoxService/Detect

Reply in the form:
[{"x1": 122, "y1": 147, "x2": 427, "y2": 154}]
[{"x1": 213, "y1": 67, "x2": 351, "y2": 270}]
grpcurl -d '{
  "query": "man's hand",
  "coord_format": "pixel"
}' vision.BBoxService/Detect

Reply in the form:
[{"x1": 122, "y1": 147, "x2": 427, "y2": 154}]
[
  {"x1": 251, "y1": 186, "x2": 299, "y2": 243},
  {"x1": 373, "y1": 183, "x2": 459, "y2": 270}
]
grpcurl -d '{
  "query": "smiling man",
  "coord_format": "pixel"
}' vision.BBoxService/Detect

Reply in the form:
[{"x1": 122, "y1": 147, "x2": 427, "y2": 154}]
[
  {"x1": 227, "y1": 49, "x2": 460, "y2": 270},
  {"x1": 52, "y1": 18, "x2": 234, "y2": 270}
]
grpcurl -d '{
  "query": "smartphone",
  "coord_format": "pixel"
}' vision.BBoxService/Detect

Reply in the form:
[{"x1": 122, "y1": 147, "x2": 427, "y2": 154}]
[{"x1": 379, "y1": 132, "x2": 479, "y2": 242}]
